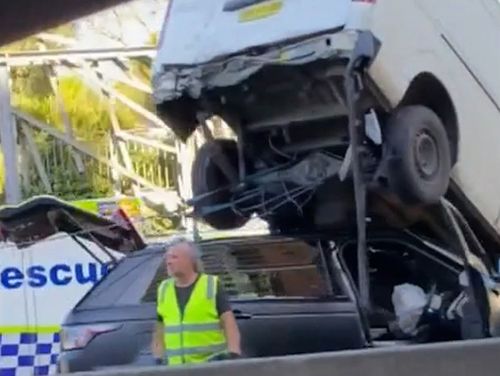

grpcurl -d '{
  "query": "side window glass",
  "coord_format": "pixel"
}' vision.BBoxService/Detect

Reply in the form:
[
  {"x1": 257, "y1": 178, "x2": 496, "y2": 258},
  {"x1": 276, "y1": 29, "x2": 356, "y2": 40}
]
[
  {"x1": 141, "y1": 258, "x2": 167, "y2": 303},
  {"x1": 78, "y1": 252, "x2": 163, "y2": 309},
  {"x1": 201, "y1": 239, "x2": 334, "y2": 298}
]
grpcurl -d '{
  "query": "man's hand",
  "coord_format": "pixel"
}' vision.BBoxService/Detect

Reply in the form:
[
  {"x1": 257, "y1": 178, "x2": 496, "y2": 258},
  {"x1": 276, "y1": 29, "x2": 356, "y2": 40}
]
[
  {"x1": 220, "y1": 310, "x2": 241, "y2": 356},
  {"x1": 154, "y1": 358, "x2": 164, "y2": 365},
  {"x1": 151, "y1": 322, "x2": 165, "y2": 360}
]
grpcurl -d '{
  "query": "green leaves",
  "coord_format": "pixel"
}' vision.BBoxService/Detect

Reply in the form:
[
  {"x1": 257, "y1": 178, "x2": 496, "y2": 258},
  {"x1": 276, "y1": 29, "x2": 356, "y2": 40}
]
[
  {"x1": 3, "y1": 25, "x2": 180, "y2": 238},
  {"x1": 11, "y1": 64, "x2": 152, "y2": 200}
]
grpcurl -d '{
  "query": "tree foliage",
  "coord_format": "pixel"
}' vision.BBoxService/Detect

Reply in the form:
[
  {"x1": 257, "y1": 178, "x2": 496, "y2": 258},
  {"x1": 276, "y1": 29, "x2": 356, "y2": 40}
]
[
  {"x1": 1, "y1": 18, "x2": 179, "y2": 235},
  {"x1": 3, "y1": 23, "x2": 164, "y2": 202}
]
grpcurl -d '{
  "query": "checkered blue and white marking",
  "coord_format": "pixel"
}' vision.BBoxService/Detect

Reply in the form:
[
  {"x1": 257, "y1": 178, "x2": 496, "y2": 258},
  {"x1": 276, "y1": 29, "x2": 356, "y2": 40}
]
[{"x1": 0, "y1": 332, "x2": 60, "y2": 376}]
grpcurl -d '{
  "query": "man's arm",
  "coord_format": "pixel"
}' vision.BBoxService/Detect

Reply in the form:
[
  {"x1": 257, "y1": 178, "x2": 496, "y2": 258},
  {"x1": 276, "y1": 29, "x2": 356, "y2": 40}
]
[
  {"x1": 216, "y1": 281, "x2": 241, "y2": 355},
  {"x1": 220, "y1": 311, "x2": 241, "y2": 355},
  {"x1": 153, "y1": 279, "x2": 168, "y2": 362},
  {"x1": 151, "y1": 316, "x2": 165, "y2": 361}
]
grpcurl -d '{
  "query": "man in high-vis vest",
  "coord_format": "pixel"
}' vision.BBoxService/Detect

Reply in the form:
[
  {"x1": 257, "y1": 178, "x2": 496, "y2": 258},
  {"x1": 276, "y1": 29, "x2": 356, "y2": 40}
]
[{"x1": 152, "y1": 236, "x2": 241, "y2": 366}]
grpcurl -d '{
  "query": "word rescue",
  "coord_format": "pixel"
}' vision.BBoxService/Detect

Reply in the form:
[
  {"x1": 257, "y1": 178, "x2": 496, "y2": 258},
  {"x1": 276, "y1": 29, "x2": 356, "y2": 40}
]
[{"x1": 0, "y1": 262, "x2": 111, "y2": 289}]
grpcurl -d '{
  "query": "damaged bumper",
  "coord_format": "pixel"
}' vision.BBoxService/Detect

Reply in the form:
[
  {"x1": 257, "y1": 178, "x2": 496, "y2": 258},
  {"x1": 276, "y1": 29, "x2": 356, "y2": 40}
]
[{"x1": 152, "y1": 30, "x2": 364, "y2": 105}]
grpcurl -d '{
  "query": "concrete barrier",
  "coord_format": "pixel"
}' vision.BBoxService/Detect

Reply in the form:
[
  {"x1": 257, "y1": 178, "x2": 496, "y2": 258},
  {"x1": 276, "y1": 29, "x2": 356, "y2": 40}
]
[{"x1": 69, "y1": 338, "x2": 500, "y2": 376}]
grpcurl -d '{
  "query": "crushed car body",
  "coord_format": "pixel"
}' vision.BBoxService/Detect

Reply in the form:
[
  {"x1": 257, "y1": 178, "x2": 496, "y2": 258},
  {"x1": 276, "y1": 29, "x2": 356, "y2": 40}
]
[{"x1": 58, "y1": 208, "x2": 500, "y2": 371}]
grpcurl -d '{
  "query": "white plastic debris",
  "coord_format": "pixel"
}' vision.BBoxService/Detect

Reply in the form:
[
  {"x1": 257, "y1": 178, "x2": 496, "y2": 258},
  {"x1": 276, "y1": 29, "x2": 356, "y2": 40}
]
[
  {"x1": 391, "y1": 283, "x2": 428, "y2": 335},
  {"x1": 364, "y1": 109, "x2": 382, "y2": 145},
  {"x1": 459, "y1": 271, "x2": 469, "y2": 287}
]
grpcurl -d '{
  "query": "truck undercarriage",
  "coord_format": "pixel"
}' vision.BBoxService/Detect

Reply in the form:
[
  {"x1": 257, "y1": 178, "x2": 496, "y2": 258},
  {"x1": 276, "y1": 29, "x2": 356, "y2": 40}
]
[{"x1": 156, "y1": 31, "x2": 451, "y2": 236}]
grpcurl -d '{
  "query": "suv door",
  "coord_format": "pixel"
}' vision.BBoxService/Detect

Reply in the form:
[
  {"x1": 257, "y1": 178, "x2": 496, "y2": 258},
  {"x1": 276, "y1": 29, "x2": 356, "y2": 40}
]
[
  {"x1": 200, "y1": 237, "x2": 367, "y2": 356},
  {"x1": 443, "y1": 205, "x2": 500, "y2": 339}
]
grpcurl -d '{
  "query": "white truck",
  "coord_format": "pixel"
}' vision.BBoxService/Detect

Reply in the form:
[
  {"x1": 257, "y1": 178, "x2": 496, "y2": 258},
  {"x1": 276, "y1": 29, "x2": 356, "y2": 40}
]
[
  {"x1": 0, "y1": 196, "x2": 144, "y2": 376},
  {"x1": 151, "y1": 0, "x2": 500, "y2": 249}
]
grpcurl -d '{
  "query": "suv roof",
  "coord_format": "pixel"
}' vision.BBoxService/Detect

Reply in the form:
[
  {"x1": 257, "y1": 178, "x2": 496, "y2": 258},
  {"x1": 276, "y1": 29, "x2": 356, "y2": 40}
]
[{"x1": 71, "y1": 233, "x2": 338, "y2": 313}]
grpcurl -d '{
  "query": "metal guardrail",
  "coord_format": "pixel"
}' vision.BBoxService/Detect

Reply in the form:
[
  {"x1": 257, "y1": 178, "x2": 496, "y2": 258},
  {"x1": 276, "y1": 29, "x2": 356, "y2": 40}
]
[
  {"x1": 0, "y1": 46, "x2": 157, "y2": 66},
  {"x1": 66, "y1": 338, "x2": 500, "y2": 376}
]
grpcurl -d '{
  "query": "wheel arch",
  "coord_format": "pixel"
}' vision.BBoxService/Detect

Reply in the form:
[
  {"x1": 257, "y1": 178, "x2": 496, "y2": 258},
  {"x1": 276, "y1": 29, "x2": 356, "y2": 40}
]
[{"x1": 398, "y1": 72, "x2": 459, "y2": 165}]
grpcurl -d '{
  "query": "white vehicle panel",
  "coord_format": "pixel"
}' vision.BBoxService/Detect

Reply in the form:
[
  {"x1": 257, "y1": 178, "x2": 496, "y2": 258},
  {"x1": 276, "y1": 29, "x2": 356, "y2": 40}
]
[
  {"x1": 415, "y1": 0, "x2": 500, "y2": 110},
  {"x1": 369, "y1": 0, "x2": 500, "y2": 233},
  {"x1": 0, "y1": 236, "x2": 124, "y2": 376},
  {"x1": 155, "y1": 0, "x2": 351, "y2": 67}
]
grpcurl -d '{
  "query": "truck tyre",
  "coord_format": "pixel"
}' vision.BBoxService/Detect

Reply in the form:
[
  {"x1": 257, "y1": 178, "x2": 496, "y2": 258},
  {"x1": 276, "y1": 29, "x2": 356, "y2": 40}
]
[
  {"x1": 383, "y1": 105, "x2": 452, "y2": 205},
  {"x1": 191, "y1": 139, "x2": 250, "y2": 229}
]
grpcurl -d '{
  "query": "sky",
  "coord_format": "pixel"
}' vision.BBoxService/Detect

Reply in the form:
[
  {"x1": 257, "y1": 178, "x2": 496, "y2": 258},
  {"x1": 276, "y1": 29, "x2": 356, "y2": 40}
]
[
  {"x1": 75, "y1": 0, "x2": 169, "y2": 48},
  {"x1": 71, "y1": 0, "x2": 500, "y2": 48},
  {"x1": 47, "y1": 0, "x2": 170, "y2": 90}
]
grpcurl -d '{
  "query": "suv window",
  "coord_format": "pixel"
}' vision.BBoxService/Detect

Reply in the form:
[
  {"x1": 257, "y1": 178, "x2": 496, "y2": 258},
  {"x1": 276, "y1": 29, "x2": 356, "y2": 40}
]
[
  {"x1": 142, "y1": 238, "x2": 334, "y2": 302},
  {"x1": 79, "y1": 237, "x2": 334, "y2": 309},
  {"x1": 77, "y1": 251, "x2": 163, "y2": 309},
  {"x1": 204, "y1": 238, "x2": 333, "y2": 299}
]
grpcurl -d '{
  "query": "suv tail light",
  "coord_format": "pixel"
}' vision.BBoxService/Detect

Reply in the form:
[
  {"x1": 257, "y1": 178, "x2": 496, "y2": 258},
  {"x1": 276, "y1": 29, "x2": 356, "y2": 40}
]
[{"x1": 61, "y1": 324, "x2": 121, "y2": 351}]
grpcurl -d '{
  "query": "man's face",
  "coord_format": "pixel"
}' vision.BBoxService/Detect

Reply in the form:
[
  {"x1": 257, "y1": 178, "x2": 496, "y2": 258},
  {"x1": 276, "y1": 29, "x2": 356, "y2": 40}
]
[{"x1": 165, "y1": 242, "x2": 194, "y2": 277}]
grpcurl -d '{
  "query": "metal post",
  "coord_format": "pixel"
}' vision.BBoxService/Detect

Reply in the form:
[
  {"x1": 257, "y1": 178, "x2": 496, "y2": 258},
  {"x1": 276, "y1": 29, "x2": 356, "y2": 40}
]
[
  {"x1": 108, "y1": 137, "x2": 121, "y2": 195},
  {"x1": 345, "y1": 64, "x2": 370, "y2": 312},
  {"x1": 0, "y1": 65, "x2": 21, "y2": 204},
  {"x1": 342, "y1": 31, "x2": 380, "y2": 314},
  {"x1": 176, "y1": 137, "x2": 196, "y2": 233},
  {"x1": 19, "y1": 132, "x2": 30, "y2": 193}
]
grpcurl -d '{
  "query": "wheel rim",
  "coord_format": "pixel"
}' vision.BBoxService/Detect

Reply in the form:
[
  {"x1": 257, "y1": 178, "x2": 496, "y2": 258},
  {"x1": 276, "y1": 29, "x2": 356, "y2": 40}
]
[{"x1": 414, "y1": 131, "x2": 439, "y2": 179}]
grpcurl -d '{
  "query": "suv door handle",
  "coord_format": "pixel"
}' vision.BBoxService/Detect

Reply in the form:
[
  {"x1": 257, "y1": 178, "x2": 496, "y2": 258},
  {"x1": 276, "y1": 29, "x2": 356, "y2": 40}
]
[
  {"x1": 223, "y1": 0, "x2": 270, "y2": 12},
  {"x1": 233, "y1": 309, "x2": 253, "y2": 319}
]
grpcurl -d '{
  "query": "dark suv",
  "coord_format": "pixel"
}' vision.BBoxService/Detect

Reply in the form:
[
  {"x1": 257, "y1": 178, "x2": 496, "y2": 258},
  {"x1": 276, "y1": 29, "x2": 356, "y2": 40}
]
[
  {"x1": 57, "y1": 225, "x2": 500, "y2": 372},
  {"x1": 58, "y1": 234, "x2": 364, "y2": 372}
]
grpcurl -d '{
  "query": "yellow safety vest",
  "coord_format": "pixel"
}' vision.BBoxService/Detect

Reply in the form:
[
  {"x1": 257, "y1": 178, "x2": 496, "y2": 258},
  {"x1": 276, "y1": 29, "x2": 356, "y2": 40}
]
[{"x1": 157, "y1": 274, "x2": 227, "y2": 365}]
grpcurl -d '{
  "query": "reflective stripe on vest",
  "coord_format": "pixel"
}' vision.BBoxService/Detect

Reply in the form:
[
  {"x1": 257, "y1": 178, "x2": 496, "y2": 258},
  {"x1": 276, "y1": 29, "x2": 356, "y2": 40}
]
[
  {"x1": 164, "y1": 322, "x2": 221, "y2": 333},
  {"x1": 166, "y1": 343, "x2": 226, "y2": 357},
  {"x1": 158, "y1": 274, "x2": 227, "y2": 365}
]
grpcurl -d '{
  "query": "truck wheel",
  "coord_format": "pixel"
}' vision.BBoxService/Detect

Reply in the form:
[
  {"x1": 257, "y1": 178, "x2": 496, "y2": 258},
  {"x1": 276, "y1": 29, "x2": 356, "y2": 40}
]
[
  {"x1": 383, "y1": 105, "x2": 452, "y2": 205},
  {"x1": 191, "y1": 139, "x2": 250, "y2": 229}
]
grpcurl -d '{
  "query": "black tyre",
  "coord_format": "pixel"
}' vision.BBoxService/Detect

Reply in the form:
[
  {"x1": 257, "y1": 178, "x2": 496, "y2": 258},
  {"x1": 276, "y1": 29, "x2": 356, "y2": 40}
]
[
  {"x1": 191, "y1": 139, "x2": 250, "y2": 230},
  {"x1": 383, "y1": 105, "x2": 452, "y2": 205}
]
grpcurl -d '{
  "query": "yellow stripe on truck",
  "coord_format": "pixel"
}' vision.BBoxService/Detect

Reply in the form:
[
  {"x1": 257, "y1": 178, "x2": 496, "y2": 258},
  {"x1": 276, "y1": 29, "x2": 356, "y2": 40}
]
[
  {"x1": 238, "y1": 0, "x2": 283, "y2": 23},
  {"x1": 0, "y1": 326, "x2": 60, "y2": 334}
]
